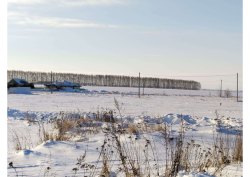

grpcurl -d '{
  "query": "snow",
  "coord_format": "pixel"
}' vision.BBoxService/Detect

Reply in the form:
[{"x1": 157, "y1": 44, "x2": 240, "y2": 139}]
[
  {"x1": 161, "y1": 114, "x2": 197, "y2": 124},
  {"x1": 46, "y1": 80, "x2": 80, "y2": 88},
  {"x1": 83, "y1": 86, "x2": 243, "y2": 98},
  {"x1": 61, "y1": 81, "x2": 80, "y2": 87},
  {"x1": 8, "y1": 87, "x2": 31, "y2": 94},
  {"x1": 8, "y1": 91, "x2": 242, "y2": 118},
  {"x1": 7, "y1": 87, "x2": 243, "y2": 176},
  {"x1": 12, "y1": 78, "x2": 28, "y2": 85},
  {"x1": 177, "y1": 171, "x2": 213, "y2": 177}
]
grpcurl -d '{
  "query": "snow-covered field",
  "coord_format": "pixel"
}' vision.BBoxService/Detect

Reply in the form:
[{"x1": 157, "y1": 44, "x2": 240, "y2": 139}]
[
  {"x1": 83, "y1": 86, "x2": 243, "y2": 98},
  {"x1": 7, "y1": 87, "x2": 243, "y2": 177}
]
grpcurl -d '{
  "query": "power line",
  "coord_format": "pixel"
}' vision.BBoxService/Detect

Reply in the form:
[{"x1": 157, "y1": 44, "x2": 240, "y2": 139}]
[{"x1": 164, "y1": 74, "x2": 235, "y2": 78}]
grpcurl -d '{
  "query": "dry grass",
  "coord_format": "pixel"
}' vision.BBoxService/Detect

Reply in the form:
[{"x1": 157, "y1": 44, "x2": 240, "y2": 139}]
[
  {"x1": 38, "y1": 121, "x2": 56, "y2": 142},
  {"x1": 10, "y1": 107, "x2": 242, "y2": 176},
  {"x1": 90, "y1": 118, "x2": 243, "y2": 177},
  {"x1": 127, "y1": 124, "x2": 139, "y2": 134},
  {"x1": 54, "y1": 119, "x2": 76, "y2": 141},
  {"x1": 11, "y1": 129, "x2": 33, "y2": 151},
  {"x1": 11, "y1": 130, "x2": 23, "y2": 151},
  {"x1": 56, "y1": 119, "x2": 76, "y2": 132},
  {"x1": 21, "y1": 109, "x2": 243, "y2": 176},
  {"x1": 232, "y1": 133, "x2": 243, "y2": 162}
]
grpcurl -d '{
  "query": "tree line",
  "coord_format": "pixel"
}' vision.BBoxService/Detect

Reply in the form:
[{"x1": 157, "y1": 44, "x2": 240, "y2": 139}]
[{"x1": 7, "y1": 70, "x2": 201, "y2": 90}]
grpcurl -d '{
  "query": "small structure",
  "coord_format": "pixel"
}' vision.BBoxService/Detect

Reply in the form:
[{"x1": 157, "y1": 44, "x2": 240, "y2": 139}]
[
  {"x1": 8, "y1": 78, "x2": 34, "y2": 89},
  {"x1": 44, "y1": 81, "x2": 80, "y2": 90}
]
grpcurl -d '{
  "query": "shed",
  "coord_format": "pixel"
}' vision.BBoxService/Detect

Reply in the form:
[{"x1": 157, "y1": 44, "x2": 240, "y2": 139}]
[
  {"x1": 45, "y1": 81, "x2": 80, "y2": 90},
  {"x1": 8, "y1": 78, "x2": 34, "y2": 89}
]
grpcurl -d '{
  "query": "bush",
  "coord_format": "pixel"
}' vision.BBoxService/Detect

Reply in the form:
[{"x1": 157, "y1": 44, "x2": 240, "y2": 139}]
[{"x1": 224, "y1": 89, "x2": 232, "y2": 98}]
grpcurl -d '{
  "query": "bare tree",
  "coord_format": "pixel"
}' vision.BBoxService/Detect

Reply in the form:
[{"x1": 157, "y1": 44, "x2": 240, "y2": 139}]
[{"x1": 8, "y1": 70, "x2": 201, "y2": 90}]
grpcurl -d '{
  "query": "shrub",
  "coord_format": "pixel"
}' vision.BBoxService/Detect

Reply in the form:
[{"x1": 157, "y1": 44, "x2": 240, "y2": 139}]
[{"x1": 224, "y1": 89, "x2": 232, "y2": 98}]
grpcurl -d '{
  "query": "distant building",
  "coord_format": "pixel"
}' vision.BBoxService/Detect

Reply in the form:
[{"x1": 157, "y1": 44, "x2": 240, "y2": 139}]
[
  {"x1": 44, "y1": 81, "x2": 80, "y2": 90},
  {"x1": 8, "y1": 78, "x2": 34, "y2": 89}
]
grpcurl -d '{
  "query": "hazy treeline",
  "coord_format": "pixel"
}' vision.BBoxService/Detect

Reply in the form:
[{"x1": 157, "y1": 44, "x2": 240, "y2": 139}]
[{"x1": 7, "y1": 70, "x2": 201, "y2": 90}]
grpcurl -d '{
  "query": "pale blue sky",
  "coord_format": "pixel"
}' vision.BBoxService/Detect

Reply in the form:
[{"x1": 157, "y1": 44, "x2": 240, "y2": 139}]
[{"x1": 8, "y1": 0, "x2": 242, "y2": 89}]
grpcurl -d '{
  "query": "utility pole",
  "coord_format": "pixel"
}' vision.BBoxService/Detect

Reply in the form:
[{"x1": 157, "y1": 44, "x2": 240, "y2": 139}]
[
  {"x1": 143, "y1": 79, "x2": 145, "y2": 95},
  {"x1": 51, "y1": 71, "x2": 53, "y2": 94},
  {"x1": 220, "y1": 80, "x2": 222, "y2": 97},
  {"x1": 237, "y1": 73, "x2": 239, "y2": 102},
  {"x1": 138, "y1": 72, "x2": 141, "y2": 98}
]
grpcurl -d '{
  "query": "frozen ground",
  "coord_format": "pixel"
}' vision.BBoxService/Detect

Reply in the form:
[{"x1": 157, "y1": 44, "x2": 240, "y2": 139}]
[
  {"x1": 8, "y1": 91, "x2": 241, "y2": 119},
  {"x1": 7, "y1": 88, "x2": 243, "y2": 177},
  {"x1": 34, "y1": 85, "x2": 243, "y2": 97},
  {"x1": 83, "y1": 86, "x2": 243, "y2": 98}
]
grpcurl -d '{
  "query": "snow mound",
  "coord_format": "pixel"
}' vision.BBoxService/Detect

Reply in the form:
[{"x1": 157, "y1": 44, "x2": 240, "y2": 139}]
[
  {"x1": 199, "y1": 116, "x2": 242, "y2": 134},
  {"x1": 202, "y1": 117, "x2": 217, "y2": 125},
  {"x1": 17, "y1": 149, "x2": 42, "y2": 156},
  {"x1": 8, "y1": 108, "x2": 38, "y2": 120},
  {"x1": 161, "y1": 114, "x2": 197, "y2": 125},
  {"x1": 7, "y1": 108, "x2": 242, "y2": 135},
  {"x1": 133, "y1": 114, "x2": 197, "y2": 125},
  {"x1": 177, "y1": 171, "x2": 214, "y2": 177},
  {"x1": 133, "y1": 118, "x2": 144, "y2": 124},
  {"x1": 8, "y1": 87, "x2": 31, "y2": 94},
  {"x1": 34, "y1": 141, "x2": 79, "y2": 153},
  {"x1": 62, "y1": 87, "x2": 77, "y2": 92},
  {"x1": 7, "y1": 108, "x2": 57, "y2": 121},
  {"x1": 7, "y1": 108, "x2": 97, "y2": 121},
  {"x1": 38, "y1": 140, "x2": 58, "y2": 147}
]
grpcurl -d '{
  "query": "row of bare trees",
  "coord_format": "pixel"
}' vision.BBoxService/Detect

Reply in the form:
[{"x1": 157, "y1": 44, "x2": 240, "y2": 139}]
[{"x1": 7, "y1": 70, "x2": 201, "y2": 90}]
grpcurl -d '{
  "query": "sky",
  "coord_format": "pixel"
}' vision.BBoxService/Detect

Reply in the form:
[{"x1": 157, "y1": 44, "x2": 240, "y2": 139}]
[{"x1": 8, "y1": 0, "x2": 242, "y2": 90}]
